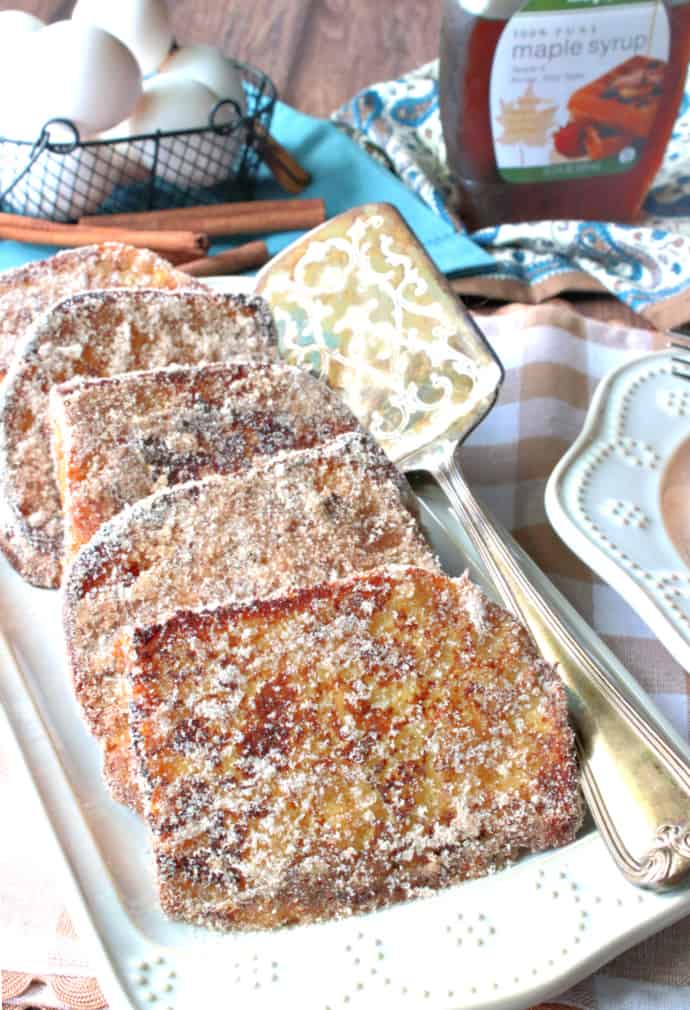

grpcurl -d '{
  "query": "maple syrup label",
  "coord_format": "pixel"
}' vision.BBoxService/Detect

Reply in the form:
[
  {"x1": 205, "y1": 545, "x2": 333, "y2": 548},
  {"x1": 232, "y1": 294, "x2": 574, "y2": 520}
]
[{"x1": 490, "y1": 0, "x2": 669, "y2": 182}]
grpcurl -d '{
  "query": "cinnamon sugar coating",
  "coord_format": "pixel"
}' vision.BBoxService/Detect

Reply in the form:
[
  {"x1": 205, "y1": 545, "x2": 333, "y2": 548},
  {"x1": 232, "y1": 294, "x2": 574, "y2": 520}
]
[
  {"x1": 0, "y1": 289, "x2": 277, "y2": 587},
  {"x1": 127, "y1": 565, "x2": 583, "y2": 931},
  {"x1": 0, "y1": 242, "x2": 203, "y2": 380},
  {"x1": 63, "y1": 433, "x2": 439, "y2": 809},
  {"x1": 50, "y1": 362, "x2": 359, "y2": 563}
]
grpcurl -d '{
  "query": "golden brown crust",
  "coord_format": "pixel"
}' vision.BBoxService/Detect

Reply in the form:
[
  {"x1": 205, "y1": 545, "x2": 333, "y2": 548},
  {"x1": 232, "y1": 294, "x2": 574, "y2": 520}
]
[
  {"x1": 127, "y1": 565, "x2": 583, "y2": 931},
  {"x1": 0, "y1": 242, "x2": 203, "y2": 380},
  {"x1": 63, "y1": 433, "x2": 439, "y2": 809},
  {"x1": 49, "y1": 361, "x2": 359, "y2": 563},
  {"x1": 0, "y1": 288, "x2": 277, "y2": 587}
]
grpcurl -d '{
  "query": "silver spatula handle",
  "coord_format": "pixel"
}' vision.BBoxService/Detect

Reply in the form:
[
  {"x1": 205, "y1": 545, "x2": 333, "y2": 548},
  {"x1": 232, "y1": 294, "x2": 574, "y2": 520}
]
[{"x1": 435, "y1": 452, "x2": 690, "y2": 891}]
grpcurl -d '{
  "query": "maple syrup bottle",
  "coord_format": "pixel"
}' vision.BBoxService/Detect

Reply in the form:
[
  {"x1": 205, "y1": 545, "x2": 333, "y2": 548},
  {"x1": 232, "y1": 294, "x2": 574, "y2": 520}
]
[{"x1": 439, "y1": 0, "x2": 690, "y2": 228}]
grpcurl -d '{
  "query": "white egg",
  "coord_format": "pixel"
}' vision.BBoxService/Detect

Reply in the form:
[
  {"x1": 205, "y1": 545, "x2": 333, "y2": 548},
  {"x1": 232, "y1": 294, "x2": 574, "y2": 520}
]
[
  {"x1": 126, "y1": 73, "x2": 242, "y2": 187},
  {"x1": 0, "y1": 11, "x2": 44, "y2": 96},
  {"x1": 0, "y1": 22, "x2": 142, "y2": 141},
  {"x1": 127, "y1": 73, "x2": 230, "y2": 134},
  {"x1": 0, "y1": 10, "x2": 45, "y2": 37},
  {"x1": 71, "y1": 0, "x2": 173, "y2": 77},
  {"x1": 160, "y1": 45, "x2": 246, "y2": 115}
]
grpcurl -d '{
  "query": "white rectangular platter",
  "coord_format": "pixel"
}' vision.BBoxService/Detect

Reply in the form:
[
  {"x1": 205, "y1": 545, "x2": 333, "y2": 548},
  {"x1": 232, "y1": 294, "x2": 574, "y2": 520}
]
[{"x1": 3, "y1": 469, "x2": 690, "y2": 1010}]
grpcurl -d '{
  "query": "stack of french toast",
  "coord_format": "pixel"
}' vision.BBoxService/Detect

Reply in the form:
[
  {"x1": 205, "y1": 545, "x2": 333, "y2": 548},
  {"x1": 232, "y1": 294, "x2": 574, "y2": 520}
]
[{"x1": 0, "y1": 242, "x2": 583, "y2": 931}]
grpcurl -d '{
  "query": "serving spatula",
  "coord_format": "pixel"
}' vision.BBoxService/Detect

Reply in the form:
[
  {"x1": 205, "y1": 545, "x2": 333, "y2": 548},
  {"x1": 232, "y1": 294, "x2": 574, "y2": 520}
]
[{"x1": 256, "y1": 203, "x2": 690, "y2": 890}]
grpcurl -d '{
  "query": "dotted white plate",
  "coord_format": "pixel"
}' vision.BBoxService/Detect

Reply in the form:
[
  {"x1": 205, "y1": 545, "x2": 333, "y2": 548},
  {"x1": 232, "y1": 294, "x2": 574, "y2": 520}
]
[
  {"x1": 2, "y1": 284, "x2": 690, "y2": 1010},
  {"x1": 545, "y1": 350, "x2": 690, "y2": 671}
]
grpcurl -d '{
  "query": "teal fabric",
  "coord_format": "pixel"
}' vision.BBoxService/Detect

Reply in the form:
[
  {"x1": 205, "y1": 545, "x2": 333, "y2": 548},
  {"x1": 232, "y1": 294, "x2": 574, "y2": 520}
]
[{"x1": 0, "y1": 101, "x2": 492, "y2": 277}]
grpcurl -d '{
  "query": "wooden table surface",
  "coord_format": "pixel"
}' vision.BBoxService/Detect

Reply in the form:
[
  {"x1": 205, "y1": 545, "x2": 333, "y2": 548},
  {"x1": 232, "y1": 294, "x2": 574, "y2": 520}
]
[{"x1": 0, "y1": 8, "x2": 654, "y2": 1009}]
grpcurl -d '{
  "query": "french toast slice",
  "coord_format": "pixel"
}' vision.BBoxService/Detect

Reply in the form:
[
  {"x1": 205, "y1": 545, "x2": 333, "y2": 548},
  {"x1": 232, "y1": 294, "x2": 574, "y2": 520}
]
[
  {"x1": 63, "y1": 433, "x2": 439, "y2": 810},
  {"x1": 49, "y1": 361, "x2": 359, "y2": 563},
  {"x1": 0, "y1": 242, "x2": 203, "y2": 381},
  {"x1": 0, "y1": 288, "x2": 277, "y2": 587},
  {"x1": 126, "y1": 565, "x2": 583, "y2": 931}
]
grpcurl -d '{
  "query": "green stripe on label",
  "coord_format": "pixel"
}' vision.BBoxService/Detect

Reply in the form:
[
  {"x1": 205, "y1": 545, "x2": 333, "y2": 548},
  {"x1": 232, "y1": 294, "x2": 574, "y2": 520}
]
[
  {"x1": 522, "y1": 0, "x2": 660, "y2": 10},
  {"x1": 499, "y1": 155, "x2": 634, "y2": 182}
]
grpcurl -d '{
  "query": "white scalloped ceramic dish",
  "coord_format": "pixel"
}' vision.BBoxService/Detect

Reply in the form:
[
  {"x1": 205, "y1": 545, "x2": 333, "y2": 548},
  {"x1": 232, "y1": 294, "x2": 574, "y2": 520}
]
[
  {"x1": 3, "y1": 284, "x2": 690, "y2": 1010},
  {"x1": 545, "y1": 350, "x2": 690, "y2": 671}
]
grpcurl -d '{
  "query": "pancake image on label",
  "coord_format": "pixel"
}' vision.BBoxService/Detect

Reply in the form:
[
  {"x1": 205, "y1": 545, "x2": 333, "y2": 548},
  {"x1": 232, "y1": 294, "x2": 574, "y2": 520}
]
[
  {"x1": 0, "y1": 289, "x2": 277, "y2": 588},
  {"x1": 127, "y1": 565, "x2": 583, "y2": 931},
  {"x1": 63, "y1": 433, "x2": 439, "y2": 810},
  {"x1": 0, "y1": 242, "x2": 203, "y2": 381},
  {"x1": 50, "y1": 361, "x2": 359, "y2": 563},
  {"x1": 568, "y1": 55, "x2": 666, "y2": 140}
]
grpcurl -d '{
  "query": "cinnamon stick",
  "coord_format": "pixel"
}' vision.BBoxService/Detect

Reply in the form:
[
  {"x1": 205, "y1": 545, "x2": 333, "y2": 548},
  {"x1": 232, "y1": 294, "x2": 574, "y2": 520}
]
[
  {"x1": 82, "y1": 198, "x2": 323, "y2": 225},
  {"x1": 79, "y1": 198, "x2": 326, "y2": 236},
  {"x1": 179, "y1": 241, "x2": 270, "y2": 277},
  {"x1": 0, "y1": 217, "x2": 208, "y2": 262},
  {"x1": 253, "y1": 124, "x2": 311, "y2": 194},
  {"x1": 0, "y1": 212, "x2": 55, "y2": 230}
]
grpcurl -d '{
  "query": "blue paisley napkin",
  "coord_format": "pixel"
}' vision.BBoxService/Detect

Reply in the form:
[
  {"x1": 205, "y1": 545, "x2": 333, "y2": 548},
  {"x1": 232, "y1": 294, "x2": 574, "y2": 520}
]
[{"x1": 333, "y1": 61, "x2": 690, "y2": 328}]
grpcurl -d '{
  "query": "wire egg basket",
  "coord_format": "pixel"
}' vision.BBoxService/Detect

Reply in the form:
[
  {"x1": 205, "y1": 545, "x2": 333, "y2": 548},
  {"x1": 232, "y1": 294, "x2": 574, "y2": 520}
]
[{"x1": 0, "y1": 59, "x2": 276, "y2": 222}]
